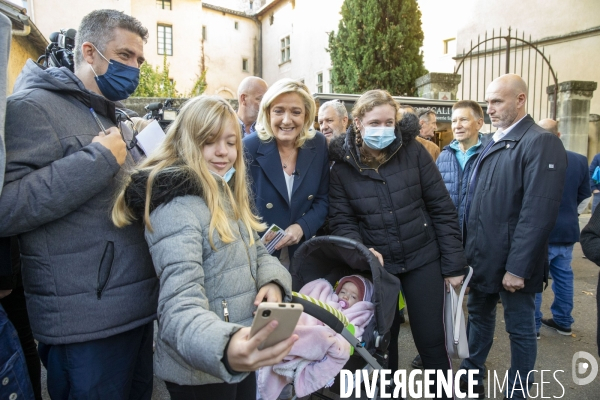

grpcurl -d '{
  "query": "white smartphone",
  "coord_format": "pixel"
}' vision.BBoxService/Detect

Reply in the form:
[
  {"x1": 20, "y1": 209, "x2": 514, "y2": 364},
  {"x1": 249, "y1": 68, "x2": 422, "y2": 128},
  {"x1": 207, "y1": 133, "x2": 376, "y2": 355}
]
[{"x1": 249, "y1": 302, "x2": 303, "y2": 350}]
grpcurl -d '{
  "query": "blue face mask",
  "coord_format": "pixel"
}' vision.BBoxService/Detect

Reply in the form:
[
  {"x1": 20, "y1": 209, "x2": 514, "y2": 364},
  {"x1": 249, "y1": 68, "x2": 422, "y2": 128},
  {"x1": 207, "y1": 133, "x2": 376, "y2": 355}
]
[
  {"x1": 90, "y1": 45, "x2": 140, "y2": 101},
  {"x1": 223, "y1": 167, "x2": 236, "y2": 182},
  {"x1": 362, "y1": 127, "x2": 396, "y2": 150}
]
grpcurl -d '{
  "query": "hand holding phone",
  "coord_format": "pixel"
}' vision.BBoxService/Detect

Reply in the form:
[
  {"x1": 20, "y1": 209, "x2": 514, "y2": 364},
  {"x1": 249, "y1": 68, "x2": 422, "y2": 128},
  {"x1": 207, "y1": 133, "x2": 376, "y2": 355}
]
[
  {"x1": 250, "y1": 303, "x2": 303, "y2": 350},
  {"x1": 226, "y1": 317, "x2": 299, "y2": 372}
]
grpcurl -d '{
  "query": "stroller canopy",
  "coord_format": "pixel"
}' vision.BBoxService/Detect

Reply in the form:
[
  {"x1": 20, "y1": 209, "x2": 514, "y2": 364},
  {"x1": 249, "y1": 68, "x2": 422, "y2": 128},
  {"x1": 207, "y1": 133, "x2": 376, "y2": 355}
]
[{"x1": 290, "y1": 235, "x2": 401, "y2": 335}]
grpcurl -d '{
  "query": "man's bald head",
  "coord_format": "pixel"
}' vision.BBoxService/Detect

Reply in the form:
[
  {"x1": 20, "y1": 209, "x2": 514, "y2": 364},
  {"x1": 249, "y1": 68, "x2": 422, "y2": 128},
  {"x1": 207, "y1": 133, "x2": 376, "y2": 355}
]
[
  {"x1": 237, "y1": 76, "x2": 268, "y2": 99},
  {"x1": 485, "y1": 74, "x2": 528, "y2": 129},
  {"x1": 491, "y1": 73, "x2": 527, "y2": 95},
  {"x1": 237, "y1": 77, "x2": 268, "y2": 132},
  {"x1": 538, "y1": 118, "x2": 560, "y2": 137}
]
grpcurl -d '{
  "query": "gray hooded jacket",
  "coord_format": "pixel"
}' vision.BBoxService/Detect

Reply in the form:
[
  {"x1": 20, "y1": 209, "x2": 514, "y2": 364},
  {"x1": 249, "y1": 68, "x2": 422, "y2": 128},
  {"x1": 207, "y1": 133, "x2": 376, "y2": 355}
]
[
  {"x1": 0, "y1": 60, "x2": 159, "y2": 344},
  {"x1": 125, "y1": 168, "x2": 292, "y2": 385}
]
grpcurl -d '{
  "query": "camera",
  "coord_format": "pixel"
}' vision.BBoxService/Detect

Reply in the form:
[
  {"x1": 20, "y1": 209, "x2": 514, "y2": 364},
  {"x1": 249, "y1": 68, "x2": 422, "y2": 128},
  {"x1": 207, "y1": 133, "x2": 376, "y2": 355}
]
[
  {"x1": 143, "y1": 98, "x2": 180, "y2": 132},
  {"x1": 37, "y1": 28, "x2": 76, "y2": 72}
]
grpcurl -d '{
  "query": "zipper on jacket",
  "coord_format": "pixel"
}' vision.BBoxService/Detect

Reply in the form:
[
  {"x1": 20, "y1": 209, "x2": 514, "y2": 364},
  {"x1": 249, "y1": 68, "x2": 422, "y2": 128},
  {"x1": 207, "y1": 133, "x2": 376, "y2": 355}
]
[
  {"x1": 97, "y1": 241, "x2": 115, "y2": 300},
  {"x1": 222, "y1": 299, "x2": 230, "y2": 322},
  {"x1": 347, "y1": 144, "x2": 403, "y2": 266}
]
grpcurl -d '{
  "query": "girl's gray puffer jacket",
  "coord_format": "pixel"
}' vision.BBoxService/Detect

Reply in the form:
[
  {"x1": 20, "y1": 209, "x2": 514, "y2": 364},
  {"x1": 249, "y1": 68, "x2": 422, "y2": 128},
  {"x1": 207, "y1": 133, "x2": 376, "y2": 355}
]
[{"x1": 125, "y1": 168, "x2": 292, "y2": 386}]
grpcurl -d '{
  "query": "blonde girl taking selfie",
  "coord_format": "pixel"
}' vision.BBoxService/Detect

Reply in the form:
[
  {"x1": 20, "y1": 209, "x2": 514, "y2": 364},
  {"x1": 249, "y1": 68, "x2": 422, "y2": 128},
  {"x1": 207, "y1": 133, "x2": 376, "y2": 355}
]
[{"x1": 112, "y1": 95, "x2": 296, "y2": 400}]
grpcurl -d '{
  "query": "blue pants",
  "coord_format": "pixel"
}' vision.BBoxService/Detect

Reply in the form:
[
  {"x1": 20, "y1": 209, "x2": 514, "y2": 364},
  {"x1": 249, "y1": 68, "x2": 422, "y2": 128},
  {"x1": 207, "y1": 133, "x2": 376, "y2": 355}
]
[
  {"x1": 0, "y1": 303, "x2": 35, "y2": 400},
  {"x1": 460, "y1": 288, "x2": 537, "y2": 399},
  {"x1": 38, "y1": 321, "x2": 154, "y2": 400},
  {"x1": 535, "y1": 244, "x2": 574, "y2": 331}
]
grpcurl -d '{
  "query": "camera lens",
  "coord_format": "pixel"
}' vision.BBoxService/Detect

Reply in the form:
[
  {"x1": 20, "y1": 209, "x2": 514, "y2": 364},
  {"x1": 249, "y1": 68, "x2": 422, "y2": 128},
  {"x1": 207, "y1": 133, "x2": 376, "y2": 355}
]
[{"x1": 262, "y1": 310, "x2": 271, "y2": 317}]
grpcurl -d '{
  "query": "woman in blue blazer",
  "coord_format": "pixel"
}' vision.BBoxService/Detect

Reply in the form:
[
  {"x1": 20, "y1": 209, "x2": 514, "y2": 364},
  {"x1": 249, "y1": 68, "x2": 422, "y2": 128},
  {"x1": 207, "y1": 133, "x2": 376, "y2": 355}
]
[{"x1": 243, "y1": 79, "x2": 329, "y2": 267}]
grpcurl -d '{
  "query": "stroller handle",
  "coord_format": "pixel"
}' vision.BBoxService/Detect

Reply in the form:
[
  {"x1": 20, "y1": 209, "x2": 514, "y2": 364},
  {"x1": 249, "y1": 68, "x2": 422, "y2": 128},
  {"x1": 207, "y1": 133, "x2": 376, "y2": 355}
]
[{"x1": 291, "y1": 292, "x2": 348, "y2": 334}]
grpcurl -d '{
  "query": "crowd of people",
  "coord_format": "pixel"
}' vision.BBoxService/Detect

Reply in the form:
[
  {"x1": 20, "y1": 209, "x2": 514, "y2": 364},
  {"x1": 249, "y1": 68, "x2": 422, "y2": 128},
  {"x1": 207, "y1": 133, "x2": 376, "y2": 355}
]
[{"x1": 0, "y1": 8, "x2": 598, "y2": 400}]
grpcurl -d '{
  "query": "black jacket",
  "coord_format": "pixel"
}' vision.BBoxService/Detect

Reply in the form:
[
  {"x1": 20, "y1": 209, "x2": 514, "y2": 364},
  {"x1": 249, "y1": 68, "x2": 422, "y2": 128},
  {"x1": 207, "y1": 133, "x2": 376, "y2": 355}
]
[
  {"x1": 328, "y1": 113, "x2": 467, "y2": 276},
  {"x1": 465, "y1": 115, "x2": 567, "y2": 293},
  {"x1": 580, "y1": 207, "x2": 600, "y2": 356}
]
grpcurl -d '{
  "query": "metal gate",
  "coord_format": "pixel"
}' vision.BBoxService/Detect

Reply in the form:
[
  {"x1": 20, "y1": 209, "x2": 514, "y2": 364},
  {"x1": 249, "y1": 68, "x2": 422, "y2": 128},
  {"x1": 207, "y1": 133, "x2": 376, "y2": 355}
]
[{"x1": 454, "y1": 27, "x2": 558, "y2": 123}]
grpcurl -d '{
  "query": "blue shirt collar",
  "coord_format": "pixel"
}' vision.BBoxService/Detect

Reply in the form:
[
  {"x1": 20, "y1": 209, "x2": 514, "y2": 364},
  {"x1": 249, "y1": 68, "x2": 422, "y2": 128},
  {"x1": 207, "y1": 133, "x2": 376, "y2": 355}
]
[{"x1": 239, "y1": 118, "x2": 257, "y2": 137}]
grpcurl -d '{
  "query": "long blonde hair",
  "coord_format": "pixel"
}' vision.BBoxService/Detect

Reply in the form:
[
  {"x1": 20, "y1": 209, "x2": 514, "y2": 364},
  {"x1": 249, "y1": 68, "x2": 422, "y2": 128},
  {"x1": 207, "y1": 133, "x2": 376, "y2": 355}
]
[{"x1": 112, "y1": 95, "x2": 266, "y2": 246}]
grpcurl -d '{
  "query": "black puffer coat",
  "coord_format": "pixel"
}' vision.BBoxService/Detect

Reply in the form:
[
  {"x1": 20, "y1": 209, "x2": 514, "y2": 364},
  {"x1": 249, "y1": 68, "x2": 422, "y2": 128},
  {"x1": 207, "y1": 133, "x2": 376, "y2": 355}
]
[{"x1": 328, "y1": 113, "x2": 467, "y2": 276}]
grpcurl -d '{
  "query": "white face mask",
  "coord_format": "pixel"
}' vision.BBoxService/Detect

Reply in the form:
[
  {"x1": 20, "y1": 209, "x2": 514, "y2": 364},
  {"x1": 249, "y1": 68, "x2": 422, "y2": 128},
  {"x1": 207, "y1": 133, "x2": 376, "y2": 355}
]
[
  {"x1": 362, "y1": 126, "x2": 396, "y2": 150},
  {"x1": 222, "y1": 167, "x2": 236, "y2": 182},
  {"x1": 209, "y1": 167, "x2": 235, "y2": 183}
]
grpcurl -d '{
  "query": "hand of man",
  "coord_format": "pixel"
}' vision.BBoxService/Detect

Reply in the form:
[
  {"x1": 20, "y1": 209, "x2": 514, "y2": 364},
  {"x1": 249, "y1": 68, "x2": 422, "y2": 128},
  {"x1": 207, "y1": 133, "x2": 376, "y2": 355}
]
[
  {"x1": 444, "y1": 275, "x2": 464, "y2": 291},
  {"x1": 226, "y1": 322, "x2": 298, "y2": 372},
  {"x1": 254, "y1": 282, "x2": 283, "y2": 305},
  {"x1": 275, "y1": 224, "x2": 304, "y2": 250},
  {"x1": 369, "y1": 248, "x2": 384, "y2": 266},
  {"x1": 502, "y1": 272, "x2": 525, "y2": 292},
  {"x1": 92, "y1": 127, "x2": 127, "y2": 165},
  {"x1": 0, "y1": 289, "x2": 12, "y2": 299}
]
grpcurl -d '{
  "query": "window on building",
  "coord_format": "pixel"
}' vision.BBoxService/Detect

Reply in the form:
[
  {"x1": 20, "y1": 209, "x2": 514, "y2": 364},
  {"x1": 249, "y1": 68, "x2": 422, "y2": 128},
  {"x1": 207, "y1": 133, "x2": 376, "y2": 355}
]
[
  {"x1": 202, "y1": 25, "x2": 207, "y2": 41},
  {"x1": 270, "y1": 14, "x2": 274, "y2": 25},
  {"x1": 157, "y1": 24, "x2": 173, "y2": 56},
  {"x1": 156, "y1": 0, "x2": 171, "y2": 10},
  {"x1": 242, "y1": 58, "x2": 249, "y2": 72},
  {"x1": 235, "y1": 21, "x2": 239, "y2": 30},
  {"x1": 443, "y1": 38, "x2": 456, "y2": 55},
  {"x1": 316, "y1": 72, "x2": 323, "y2": 93},
  {"x1": 280, "y1": 36, "x2": 290, "y2": 63}
]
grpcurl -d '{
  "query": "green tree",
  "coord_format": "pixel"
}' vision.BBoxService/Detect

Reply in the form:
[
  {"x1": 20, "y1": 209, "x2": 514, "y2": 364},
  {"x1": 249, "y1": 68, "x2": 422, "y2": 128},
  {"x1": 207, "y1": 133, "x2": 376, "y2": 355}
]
[
  {"x1": 132, "y1": 54, "x2": 178, "y2": 97},
  {"x1": 328, "y1": 0, "x2": 427, "y2": 96},
  {"x1": 187, "y1": 69, "x2": 208, "y2": 97}
]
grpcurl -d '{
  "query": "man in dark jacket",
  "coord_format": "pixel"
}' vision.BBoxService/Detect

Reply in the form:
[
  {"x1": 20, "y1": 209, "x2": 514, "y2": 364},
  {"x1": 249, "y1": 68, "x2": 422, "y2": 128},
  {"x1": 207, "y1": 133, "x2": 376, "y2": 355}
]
[
  {"x1": 459, "y1": 74, "x2": 567, "y2": 399},
  {"x1": 535, "y1": 119, "x2": 591, "y2": 337},
  {"x1": 0, "y1": 10, "x2": 158, "y2": 398},
  {"x1": 436, "y1": 100, "x2": 486, "y2": 230}
]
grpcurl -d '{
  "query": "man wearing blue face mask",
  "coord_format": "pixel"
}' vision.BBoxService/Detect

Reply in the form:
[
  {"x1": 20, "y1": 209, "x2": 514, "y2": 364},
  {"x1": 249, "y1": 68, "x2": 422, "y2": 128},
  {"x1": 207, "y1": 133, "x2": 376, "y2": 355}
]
[{"x1": 0, "y1": 9, "x2": 158, "y2": 399}]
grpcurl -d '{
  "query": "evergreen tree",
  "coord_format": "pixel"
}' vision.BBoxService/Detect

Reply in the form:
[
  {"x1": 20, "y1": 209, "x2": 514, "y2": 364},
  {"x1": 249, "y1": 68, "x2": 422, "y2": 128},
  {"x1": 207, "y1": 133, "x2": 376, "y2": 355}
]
[{"x1": 328, "y1": 0, "x2": 427, "y2": 96}]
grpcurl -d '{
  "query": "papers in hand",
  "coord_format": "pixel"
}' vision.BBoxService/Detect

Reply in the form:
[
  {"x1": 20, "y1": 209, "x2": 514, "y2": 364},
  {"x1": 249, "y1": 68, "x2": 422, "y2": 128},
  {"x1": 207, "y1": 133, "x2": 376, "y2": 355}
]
[
  {"x1": 136, "y1": 120, "x2": 166, "y2": 156},
  {"x1": 261, "y1": 224, "x2": 286, "y2": 254}
]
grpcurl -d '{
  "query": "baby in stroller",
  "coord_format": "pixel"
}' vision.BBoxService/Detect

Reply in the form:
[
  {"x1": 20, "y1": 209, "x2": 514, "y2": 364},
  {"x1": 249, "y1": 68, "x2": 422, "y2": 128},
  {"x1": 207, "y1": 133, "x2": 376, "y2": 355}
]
[
  {"x1": 337, "y1": 275, "x2": 373, "y2": 311},
  {"x1": 257, "y1": 275, "x2": 375, "y2": 400}
]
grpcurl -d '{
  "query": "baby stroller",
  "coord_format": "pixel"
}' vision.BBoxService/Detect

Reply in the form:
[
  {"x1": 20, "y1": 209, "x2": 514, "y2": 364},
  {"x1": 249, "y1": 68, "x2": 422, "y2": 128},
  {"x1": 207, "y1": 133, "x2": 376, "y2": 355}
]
[{"x1": 289, "y1": 235, "x2": 401, "y2": 399}]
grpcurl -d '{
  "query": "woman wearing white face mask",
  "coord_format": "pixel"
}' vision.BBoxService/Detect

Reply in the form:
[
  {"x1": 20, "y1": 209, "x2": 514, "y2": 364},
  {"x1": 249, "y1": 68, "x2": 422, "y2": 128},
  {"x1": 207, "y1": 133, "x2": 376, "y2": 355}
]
[{"x1": 328, "y1": 89, "x2": 467, "y2": 399}]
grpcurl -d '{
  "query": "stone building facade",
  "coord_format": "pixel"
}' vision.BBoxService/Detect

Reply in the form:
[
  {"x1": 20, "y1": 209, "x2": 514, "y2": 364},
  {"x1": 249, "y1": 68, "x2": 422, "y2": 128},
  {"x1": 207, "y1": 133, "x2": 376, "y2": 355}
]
[{"x1": 1, "y1": 0, "x2": 47, "y2": 93}]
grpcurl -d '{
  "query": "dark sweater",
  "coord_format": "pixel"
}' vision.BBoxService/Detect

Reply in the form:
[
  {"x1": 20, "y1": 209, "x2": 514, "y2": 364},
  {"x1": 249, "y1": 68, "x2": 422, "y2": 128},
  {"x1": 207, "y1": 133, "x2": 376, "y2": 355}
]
[{"x1": 580, "y1": 207, "x2": 600, "y2": 356}]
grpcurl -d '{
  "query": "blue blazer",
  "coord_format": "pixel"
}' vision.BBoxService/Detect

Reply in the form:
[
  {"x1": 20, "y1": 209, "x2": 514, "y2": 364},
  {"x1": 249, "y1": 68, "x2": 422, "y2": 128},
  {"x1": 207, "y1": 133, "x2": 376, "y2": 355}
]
[{"x1": 243, "y1": 132, "x2": 330, "y2": 259}]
